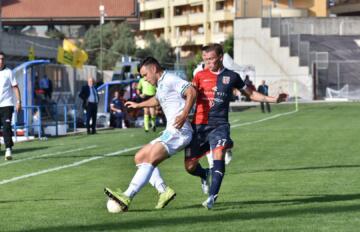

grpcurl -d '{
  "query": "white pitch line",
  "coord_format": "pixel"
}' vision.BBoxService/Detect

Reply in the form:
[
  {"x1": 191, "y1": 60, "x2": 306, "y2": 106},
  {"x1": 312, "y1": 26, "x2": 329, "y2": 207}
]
[
  {"x1": 0, "y1": 145, "x2": 98, "y2": 167},
  {"x1": 0, "y1": 146, "x2": 142, "y2": 186},
  {"x1": 231, "y1": 110, "x2": 298, "y2": 128}
]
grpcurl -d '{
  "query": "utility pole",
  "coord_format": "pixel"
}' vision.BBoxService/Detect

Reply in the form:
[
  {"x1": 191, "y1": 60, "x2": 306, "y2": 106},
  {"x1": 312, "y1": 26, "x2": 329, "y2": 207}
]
[
  {"x1": 0, "y1": 0, "x2": 3, "y2": 50},
  {"x1": 99, "y1": 4, "x2": 105, "y2": 81}
]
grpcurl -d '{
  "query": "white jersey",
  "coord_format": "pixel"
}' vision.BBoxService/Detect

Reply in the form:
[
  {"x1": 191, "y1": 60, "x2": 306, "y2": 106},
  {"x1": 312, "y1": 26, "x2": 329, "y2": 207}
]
[
  {"x1": 0, "y1": 67, "x2": 18, "y2": 107},
  {"x1": 156, "y1": 71, "x2": 192, "y2": 132}
]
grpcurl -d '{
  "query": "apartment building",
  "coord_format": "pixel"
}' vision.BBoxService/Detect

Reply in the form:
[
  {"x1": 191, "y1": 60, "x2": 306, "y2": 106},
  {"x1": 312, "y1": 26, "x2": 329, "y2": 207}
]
[
  {"x1": 137, "y1": 0, "x2": 234, "y2": 56},
  {"x1": 235, "y1": 0, "x2": 327, "y2": 18},
  {"x1": 329, "y1": 0, "x2": 360, "y2": 15}
]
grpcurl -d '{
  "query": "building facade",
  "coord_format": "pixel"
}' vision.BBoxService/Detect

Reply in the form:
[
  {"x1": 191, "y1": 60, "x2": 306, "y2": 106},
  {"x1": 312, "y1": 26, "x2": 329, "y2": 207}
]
[
  {"x1": 137, "y1": 0, "x2": 234, "y2": 56},
  {"x1": 329, "y1": 0, "x2": 360, "y2": 15},
  {"x1": 235, "y1": 0, "x2": 328, "y2": 18},
  {"x1": 1, "y1": 0, "x2": 138, "y2": 38}
]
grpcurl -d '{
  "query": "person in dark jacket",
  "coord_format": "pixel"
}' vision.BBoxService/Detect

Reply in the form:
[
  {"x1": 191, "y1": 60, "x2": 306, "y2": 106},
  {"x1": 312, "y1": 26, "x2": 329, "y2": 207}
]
[{"x1": 79, "y1": 77, "x2": 99, "y2": 134}]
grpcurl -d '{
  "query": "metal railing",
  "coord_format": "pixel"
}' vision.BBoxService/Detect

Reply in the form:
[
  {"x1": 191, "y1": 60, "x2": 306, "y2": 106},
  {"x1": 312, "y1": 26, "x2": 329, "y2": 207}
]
[{"x1": 13, "y1": 104, "x2": 77, "y2": 139}]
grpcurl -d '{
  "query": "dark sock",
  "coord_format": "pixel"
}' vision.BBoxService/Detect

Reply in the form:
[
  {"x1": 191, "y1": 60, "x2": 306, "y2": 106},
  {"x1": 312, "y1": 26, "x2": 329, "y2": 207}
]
[
  {"x1": 189, "y1": 163, "x2": 207, "y2": 180},
  {"x1": 209, "y1": 160, "x2": 225, "y2": 197}
]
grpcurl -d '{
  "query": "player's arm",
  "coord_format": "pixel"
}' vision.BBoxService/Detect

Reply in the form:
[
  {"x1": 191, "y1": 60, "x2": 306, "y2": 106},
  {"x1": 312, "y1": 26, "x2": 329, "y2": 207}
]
[
  {"x1": 13, "y1": 85, "x2": 21, "y2": 112},
  {"x1": 173, "y1": 85, "x2": 197, "y2": 129},
  {"x1": 125, "y1": 96, "x2": 159, "y2": 109},
  {"x1": 241, "y1": 87, "x2": 287, "y2": 103}
]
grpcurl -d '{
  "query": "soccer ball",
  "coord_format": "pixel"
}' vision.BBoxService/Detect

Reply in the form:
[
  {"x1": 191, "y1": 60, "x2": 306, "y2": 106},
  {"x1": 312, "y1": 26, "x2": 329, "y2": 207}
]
[{"x1": 106, "y1": 198, "x2": 122, "y2": 213}]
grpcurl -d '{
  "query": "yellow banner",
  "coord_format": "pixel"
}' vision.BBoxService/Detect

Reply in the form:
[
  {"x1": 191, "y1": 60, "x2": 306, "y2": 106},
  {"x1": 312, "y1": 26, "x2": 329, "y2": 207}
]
[{"x1": 57, "y1": 39, "x2": 88, "y2": 68}]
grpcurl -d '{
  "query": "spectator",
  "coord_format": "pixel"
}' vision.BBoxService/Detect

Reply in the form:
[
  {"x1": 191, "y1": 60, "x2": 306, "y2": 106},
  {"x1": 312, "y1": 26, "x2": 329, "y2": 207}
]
[
  {"x1": 39, "y1": 74, "x2": 53, "y2": 100},
  {"x1": 79, "y1": 77, "x2": 99, "y2": 134},
  {"x1": 110, "y1": 90, "x2": 126, "y2": 129},
  {"x1": 257, "y1": 80, "x2": 271, "y2": 113}
]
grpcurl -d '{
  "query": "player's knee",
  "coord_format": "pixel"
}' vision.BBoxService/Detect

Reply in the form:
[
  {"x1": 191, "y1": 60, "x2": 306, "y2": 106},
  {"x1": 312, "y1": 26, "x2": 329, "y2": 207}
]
[
  {"x1": 184, "y1": 159, "x2": 197, "y2": 174},
  {"x1": 134, "y1": 152, "x2": 146, "y2": 164}
]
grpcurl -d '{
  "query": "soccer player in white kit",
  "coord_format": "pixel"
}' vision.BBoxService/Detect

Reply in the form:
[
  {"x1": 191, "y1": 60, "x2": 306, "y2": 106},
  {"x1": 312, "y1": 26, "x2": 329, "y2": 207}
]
[{"x1": 104, "y1": 57, "x2": 197, "y2": 212}]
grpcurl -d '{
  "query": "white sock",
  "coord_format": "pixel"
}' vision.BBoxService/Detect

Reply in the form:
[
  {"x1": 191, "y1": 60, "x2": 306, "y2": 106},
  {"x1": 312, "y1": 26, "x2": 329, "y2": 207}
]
[
  {"x1": 149, "y1": 167, "x2": 167, "y2": 193},
  {"x1": 206, "y1": 152, "x2": 214, "y2": 169},
  {"x1": 124, "y1": 163, "x2": 154, "y2": 198}
]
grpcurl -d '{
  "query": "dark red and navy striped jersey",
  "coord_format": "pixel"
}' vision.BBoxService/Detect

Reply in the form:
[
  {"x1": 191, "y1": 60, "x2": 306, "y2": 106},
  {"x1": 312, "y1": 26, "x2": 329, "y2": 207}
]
[{"x1": 192, "y1": 68, "x2": 245, "y2": 125}]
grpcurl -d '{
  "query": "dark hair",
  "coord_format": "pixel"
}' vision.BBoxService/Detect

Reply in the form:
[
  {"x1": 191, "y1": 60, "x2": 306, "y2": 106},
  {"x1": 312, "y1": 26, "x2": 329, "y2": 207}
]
[
  {"x1": 0, "y1": 51, "x2": 5, "y2": 57},
  {"x1": 201, "y1": 45, "x2": 209, "y2": 52},
  {"x1": 204, "y1": 43, "x2": 223, "y2": 57},
  {"x1": 138, "y1": 56, "x2": 162, "y2": 71}
]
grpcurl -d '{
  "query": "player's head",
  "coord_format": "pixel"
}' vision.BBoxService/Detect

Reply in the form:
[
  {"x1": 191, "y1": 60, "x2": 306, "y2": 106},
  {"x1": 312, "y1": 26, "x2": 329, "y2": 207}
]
[
  {"x1": 0, "y1": 51, "x2": 5, "y2": 69},
  {"x1": 203, "y1": 43, "x2": 224, "y2": 72},
  {"x1": 201, "y1": 45, "x2": 210, "y2": 69},
  {"x1": 138, "y1": 56, "x2": 162, "y2": 85}
]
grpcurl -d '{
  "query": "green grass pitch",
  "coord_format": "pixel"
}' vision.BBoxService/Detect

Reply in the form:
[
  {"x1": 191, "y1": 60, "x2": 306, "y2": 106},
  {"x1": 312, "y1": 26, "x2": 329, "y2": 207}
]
[{"x1": 1, "y1": 102, "x2": 360, "y2": 231}]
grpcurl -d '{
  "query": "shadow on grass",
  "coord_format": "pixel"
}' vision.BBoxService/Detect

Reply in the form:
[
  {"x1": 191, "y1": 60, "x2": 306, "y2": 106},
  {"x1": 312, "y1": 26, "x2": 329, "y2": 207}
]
[
  {"x1": 243, "y1": 164, "x2": 360, "y2": 173},
  {"x1": 217, "y1": 193, "x2": 360, "y2": 207},
  {"x1": 22, "y1": 202, "x2": 360, "y2": 232},
  {"x1": 12, "y1": 146, "x2": 50, "y2": 155},
  {"x1": 36, "y1": 154, "x2": 134, "y2": 160},
  {"x1": 176, "y1": 193, "x2": 360, "y2": 211}
]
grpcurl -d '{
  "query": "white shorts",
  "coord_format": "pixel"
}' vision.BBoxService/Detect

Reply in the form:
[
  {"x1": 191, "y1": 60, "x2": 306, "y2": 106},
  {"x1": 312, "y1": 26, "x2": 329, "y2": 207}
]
[{"x1": 150, "y1": 128, "x2": 192, "y2": 155}]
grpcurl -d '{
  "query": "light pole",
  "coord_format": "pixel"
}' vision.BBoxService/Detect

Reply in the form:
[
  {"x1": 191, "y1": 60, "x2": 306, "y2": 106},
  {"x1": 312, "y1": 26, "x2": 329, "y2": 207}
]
[
  {"x1": 99, "y1": 4, "x2": 105, "y2": 81},
  {"x1": 0, "y1": 0, "x2": 3, "y2": 50}
]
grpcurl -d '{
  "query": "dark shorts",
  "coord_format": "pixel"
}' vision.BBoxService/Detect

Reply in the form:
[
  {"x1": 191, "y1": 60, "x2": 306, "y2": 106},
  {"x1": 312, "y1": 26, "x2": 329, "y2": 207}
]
[
  {"x1": 185, "y1": 123, "x2": 233, "y2": 161},
  {"x1": 140, "y1": 95, "x2": 155, "y2": 101}
]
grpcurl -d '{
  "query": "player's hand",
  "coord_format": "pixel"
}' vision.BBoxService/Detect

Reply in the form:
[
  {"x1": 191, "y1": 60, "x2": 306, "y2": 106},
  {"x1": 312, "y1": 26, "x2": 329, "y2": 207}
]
[
  {"x1": 125, "y1": 101, "x2": 139, "y2": 109},
  {"x1": 173, "y1": 113, "x2": 187, "y2": 129},
  {"x1": 276, "y1": 93, "x2": 288, "y2": 103}
]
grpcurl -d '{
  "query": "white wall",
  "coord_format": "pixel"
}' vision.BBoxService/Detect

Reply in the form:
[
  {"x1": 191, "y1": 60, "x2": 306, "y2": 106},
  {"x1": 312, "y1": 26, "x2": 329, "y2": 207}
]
[{"x1": 234, "y1": 18, "x2": 313, "y2": 100}]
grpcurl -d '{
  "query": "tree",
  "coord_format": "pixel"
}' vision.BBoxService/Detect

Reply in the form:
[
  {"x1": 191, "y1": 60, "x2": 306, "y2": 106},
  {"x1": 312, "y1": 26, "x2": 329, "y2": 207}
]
[
  {"x1": 135, "y1": 33, "x2": 175, "y2": 69},
  {"x1": 186, "y1": 52, "x2": 202, "y2": 81},
  {"x1": 82, "y1": 22, "x2": 136, "y2": 69},
  {"x1": 223, "y1": 34, "x2": 234, "y2": 58}
]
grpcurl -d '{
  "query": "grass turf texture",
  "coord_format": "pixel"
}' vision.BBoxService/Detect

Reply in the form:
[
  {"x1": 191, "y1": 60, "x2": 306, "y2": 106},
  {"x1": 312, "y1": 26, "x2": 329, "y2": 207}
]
[{"x1": 1, "y1": 102, "x2": 360, "y2": 231}]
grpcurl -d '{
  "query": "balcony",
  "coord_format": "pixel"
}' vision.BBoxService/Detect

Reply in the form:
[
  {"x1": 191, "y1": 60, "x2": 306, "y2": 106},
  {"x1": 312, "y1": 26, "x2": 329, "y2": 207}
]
[
  {"x1": 171, "y1": 36, "x2": 190, "y2": 47},
  {"x1": 212, "y1": 10, "x2": 234, "y2": 22},
  {"x1": 191, "y1": 34, "x2": 205, "y2": 45},
  {"x1": 172, "y1": 0, "x2": 188, "y2": 7},
  {"x1": 188, "y1": 13, "x2": 205, "y2": 25},
  {"x1": 140, "y1": 18, "x2": 165, "y2": 30},
  {"x1": 172, "y1": 15, "x2": 188, "y2": 26},
  {"x1": 139, "y1": 0, "x2": 164, "y2": 11},
  {"x1": 170, "y1": 34, "x2": 205, "y2": 46},
  {"x1": 211, "y1": 32, "x2": 228, "y2": 44},
  {"x1": 188, "y1": 0, "x2": 203, "y2": 5}
]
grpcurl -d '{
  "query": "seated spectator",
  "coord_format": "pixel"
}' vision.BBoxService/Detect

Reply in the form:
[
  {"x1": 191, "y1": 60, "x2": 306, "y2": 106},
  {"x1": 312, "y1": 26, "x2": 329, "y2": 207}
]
[{"x1": 110, "y1": 91, "x2": 126, "y2": 129}]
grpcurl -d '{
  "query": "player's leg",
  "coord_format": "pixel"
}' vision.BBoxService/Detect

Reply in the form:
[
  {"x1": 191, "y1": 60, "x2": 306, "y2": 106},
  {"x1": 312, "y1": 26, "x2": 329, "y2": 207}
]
[
  {"x1": 260, "y1": 102, "x2": 265, "y2": 113},
  {"x1": 206, "y1": 151, "x2": 214, "y2": 169},
  {"x1": 184, "y1": 127, "x2": 211, "y2": 195},
  {"x1": 149, "y1": 106, "x2": 156, "y2": 132},
  {"x1": 143, "y1": 107, "x2": 150, "y2": 132},
  {"x1": 2, "y1": 107, "x2": 14, "y2": 160},
  {"x1": 203, "y1": 124, "x2": 233, "y2": 209},
  {"x1": 85, "y1": 105, "x2": 91, "y2": 134},
  {"x1": 266, "y1": 102, "x2": 271, "y2": 113},
  {"x1": 105, "y1": 143, "x2": 168, "y2": 211}
]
